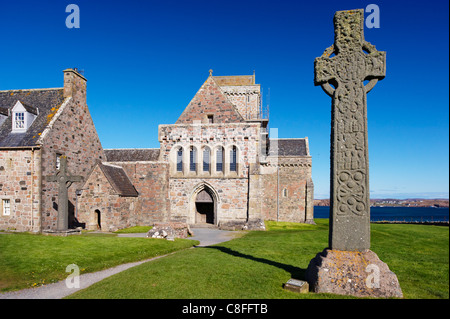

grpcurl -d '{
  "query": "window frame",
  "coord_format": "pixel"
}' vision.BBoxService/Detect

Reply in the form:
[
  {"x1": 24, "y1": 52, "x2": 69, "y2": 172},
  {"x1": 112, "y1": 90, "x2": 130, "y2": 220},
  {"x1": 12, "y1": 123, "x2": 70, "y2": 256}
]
[
  {"x1": 189, "y1": 146, "x2": 197, "y2": 172},
  {"x1": 14, "y1": 112, "x2": 25, "y2": 130},
  {"x1": 203, "y1": 147, "x2": 210, "y2": 173},
  {"x1": 230, "y1": 146, "x2": 237, "y2": 172},
  {"x1": 176, "y1": 148, "x2": 183, "y2": 172},
  {"x1": 2, "y1": 199, "x2": 11, "y2": 216},
  {"x1": 216, "y1": 146, "x2": 224, "y2": 173}
]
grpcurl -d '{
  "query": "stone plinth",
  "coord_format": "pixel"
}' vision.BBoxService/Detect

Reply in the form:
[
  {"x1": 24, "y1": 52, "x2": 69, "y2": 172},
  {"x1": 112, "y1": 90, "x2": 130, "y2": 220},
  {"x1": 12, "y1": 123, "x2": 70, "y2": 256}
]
[
  {"x1": 305, "y1": 249, "x2": 403, "y2": 298},
  {"x1": 146, "y1": 222, "x2": 193, "y2": 240}
]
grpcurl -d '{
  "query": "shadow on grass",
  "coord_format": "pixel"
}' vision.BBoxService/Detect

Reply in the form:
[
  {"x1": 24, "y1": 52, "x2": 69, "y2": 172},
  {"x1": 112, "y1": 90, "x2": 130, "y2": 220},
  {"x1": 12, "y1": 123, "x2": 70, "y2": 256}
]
[{"x1": 205, "y1": 246, "x2": 306, "y2": 281}]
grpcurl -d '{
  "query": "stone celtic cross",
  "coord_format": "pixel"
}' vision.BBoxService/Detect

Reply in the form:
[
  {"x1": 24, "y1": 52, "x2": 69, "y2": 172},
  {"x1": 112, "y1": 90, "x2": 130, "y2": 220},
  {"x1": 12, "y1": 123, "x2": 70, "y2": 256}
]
[
  {"x1": 314, "y1": 9, "x2": 386, "y2": 251},
  {"x1": 46, "y1": 156, "x2": 83, "y2": 231}
]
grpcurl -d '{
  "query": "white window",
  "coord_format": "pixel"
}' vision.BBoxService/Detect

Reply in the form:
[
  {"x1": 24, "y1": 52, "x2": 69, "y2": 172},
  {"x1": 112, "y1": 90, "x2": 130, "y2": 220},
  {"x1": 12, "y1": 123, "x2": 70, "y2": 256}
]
[
  {"x1": 11, "y1": 101, "x2": 38, "y2": 132},
  {"x1": 14, "y1": 112, "x2": 25, "y2": 129},
  {"x1": 2, "y1": 199, "x2": 11, "y2": 216}
]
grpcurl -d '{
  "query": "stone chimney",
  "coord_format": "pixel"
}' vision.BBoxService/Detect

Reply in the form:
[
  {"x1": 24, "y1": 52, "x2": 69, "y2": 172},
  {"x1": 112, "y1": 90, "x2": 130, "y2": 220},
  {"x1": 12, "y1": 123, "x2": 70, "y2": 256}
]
[{"x1": 63, "y1": 68, "x2": 87, "y2": 104}]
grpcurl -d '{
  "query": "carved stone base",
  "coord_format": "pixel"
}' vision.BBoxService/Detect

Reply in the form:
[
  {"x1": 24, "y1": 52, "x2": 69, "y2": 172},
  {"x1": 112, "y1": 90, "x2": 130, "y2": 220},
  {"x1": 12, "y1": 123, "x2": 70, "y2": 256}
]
[
  {"x1": 42, "y1": 229, "x2": 82, "y2": 237},
  {"x1": 305, "y1": 249, "x2": 403, "y2": 298}
]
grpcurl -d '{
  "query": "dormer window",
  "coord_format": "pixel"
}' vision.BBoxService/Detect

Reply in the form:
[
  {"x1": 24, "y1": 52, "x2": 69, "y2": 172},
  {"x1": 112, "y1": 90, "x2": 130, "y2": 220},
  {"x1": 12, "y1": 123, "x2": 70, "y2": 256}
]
[{"x1": 11, "y1": 100, "x2": 38, "y2": 133}]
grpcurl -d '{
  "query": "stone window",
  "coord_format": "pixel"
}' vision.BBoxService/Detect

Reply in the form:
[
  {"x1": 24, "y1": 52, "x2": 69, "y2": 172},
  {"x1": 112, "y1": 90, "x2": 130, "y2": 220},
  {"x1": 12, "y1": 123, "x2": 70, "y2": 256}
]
[
  {"x1": 230, "y1": 146, "x2": 237, "y2": 172},
  {"x1": 216, "y1": 147, "x2": 224, "y2": 173},
  {"x1": 176, "y1": 148, "x2": 183, "y2": 172},
  {"x1": 203, "y1": 147, "x2": 210, "y2": 172},
  {"x1": 189, "y1": 146, "x2": 197, "y2": 172},
  {"x1": 2, "y1": 199, "x2": 10, "y2": 216},
  {"x1": 282, "y1": 188, "x2": 288, "y2": 198},
  {"x1": 207, "y1": 114, "x2": 214, "y2": 123}
]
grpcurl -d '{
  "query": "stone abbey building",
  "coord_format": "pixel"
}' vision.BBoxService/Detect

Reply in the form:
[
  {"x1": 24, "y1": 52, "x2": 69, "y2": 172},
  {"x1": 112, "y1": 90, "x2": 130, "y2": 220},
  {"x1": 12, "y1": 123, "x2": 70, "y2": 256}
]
[{"x1": 0, "y1": 69, "x2": 314, "y2": 232}]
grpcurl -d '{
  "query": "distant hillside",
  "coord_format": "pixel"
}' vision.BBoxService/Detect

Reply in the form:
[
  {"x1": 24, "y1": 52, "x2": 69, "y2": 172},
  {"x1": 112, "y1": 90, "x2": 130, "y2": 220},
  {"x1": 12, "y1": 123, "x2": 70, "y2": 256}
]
[{"x1": 314, "y1": 198, "x2": 449, "y2": 208}]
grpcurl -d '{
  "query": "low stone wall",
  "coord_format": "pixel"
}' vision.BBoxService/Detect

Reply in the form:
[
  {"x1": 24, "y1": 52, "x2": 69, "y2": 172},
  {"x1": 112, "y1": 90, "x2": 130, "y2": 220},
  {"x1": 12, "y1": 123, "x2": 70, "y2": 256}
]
[{"x1": 218, "y1": 218, "x2": 266, "y2": 231}]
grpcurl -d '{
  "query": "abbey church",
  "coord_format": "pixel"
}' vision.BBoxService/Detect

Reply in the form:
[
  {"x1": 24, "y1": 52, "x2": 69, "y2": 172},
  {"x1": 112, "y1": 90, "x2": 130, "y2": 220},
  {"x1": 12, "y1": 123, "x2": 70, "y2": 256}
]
[{"x1": 0, "y1": 68, "x2": 314, "y2": 232}]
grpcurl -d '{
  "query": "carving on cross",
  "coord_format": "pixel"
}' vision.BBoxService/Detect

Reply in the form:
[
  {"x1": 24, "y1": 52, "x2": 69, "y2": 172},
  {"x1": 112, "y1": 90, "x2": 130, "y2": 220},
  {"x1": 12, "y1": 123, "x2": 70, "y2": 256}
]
[
  {"x1": 314, "y1": 9, "x2": 386, "y2": 251},
  {"x1": 46, "y1": 156, "x2": 83, "y2": 231}
]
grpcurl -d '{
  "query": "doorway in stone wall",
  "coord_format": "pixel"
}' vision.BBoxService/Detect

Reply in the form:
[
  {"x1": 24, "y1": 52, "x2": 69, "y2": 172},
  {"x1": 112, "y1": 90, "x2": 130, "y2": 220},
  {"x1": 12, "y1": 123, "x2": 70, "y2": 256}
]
[
  {"x1": 195, "y1": 189, "x2": 215, "y2": 225},
  {"x1": 94, "y1": 209, "x2": 101, "y2": 230}
]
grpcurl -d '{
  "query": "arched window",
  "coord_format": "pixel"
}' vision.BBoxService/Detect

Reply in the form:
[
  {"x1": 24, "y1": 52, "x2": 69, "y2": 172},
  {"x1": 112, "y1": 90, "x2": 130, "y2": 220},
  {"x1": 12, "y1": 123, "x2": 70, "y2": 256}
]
[
  {"x1": 176, "y1": 147, "x2": 183, "y2": 172},
  {"x1": 203, "y1": 147, "x2": 210, "y2": 172},
  {"x1": 230, "y1": 146, "x2": 237, "y2": 172},
  {"x1": 190, "y1": 146, "x2": 197, "y2": 172},
  {"x1": 216, "y1": 146, "x2": 224, "y2": 173}
]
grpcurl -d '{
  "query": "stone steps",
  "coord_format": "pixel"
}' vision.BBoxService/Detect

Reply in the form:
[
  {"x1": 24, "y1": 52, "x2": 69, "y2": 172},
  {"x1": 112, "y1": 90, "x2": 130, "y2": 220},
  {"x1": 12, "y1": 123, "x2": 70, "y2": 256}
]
[{"x1": 189, "y1": 223, "x2": 218, "y2": 229}]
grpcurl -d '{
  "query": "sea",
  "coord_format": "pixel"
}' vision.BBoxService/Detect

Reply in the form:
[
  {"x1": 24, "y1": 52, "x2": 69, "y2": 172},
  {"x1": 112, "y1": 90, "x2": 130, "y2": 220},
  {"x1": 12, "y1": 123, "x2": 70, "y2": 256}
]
[{"x1": 314, "y1": 206, "x2": 449, "y2": 223}]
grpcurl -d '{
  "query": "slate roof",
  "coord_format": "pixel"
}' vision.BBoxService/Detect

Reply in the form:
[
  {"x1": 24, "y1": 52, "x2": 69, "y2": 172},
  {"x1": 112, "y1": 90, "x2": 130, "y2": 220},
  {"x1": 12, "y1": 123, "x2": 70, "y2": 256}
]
[
  {"x1": 98, "y1": 162, "x2": 139, "y2": 197},
  {"x1": 0, "y1": 88, "x2": 65, "y2": 147},
  {"x1": 104, "y1": 148, "x2": 160, "y2": 162},
  {"x1": 268, "y1": 138, "x2": 308, "y2": 156}
]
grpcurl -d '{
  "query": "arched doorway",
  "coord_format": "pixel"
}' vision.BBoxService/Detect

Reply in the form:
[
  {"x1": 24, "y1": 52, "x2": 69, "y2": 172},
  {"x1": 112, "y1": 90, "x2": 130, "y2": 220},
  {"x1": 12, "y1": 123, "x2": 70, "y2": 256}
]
[{"x1": 195, "y1": 189, "x2": 215, "y2": 224}]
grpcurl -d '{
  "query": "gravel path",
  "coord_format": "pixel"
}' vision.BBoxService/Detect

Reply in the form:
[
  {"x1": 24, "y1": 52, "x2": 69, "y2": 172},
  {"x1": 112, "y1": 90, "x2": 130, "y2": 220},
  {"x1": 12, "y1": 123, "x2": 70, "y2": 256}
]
[{"x1": 0, "y1": 227, "x2": 240, "y2": 299}]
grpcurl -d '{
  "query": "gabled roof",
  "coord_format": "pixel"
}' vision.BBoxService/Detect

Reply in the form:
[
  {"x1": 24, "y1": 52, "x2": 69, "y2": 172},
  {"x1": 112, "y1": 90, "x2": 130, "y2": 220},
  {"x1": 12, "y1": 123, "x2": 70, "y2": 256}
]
[
  {"x1": 98, "y1": 162, "x2": 139, "y2": 197},
  {"x1": 13, "y1": 100, "x2": 39, "y2": 115},
  {"x1": 0, "y1": 88, "x2": 65, "y2": 147},
  {"x1": 104, "y1": 148, "x2": 160, "y2": 162},
  {"x1": 269, "y1": 138, "x2": 309, "y2": 156},
  {"x1": 175, "y1": 75, "x2": 245, "y2": 124}
]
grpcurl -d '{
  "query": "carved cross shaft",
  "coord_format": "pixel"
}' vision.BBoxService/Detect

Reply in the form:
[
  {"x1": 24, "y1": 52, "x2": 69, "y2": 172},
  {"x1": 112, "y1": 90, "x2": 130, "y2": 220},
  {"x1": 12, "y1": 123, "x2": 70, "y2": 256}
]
[
  {"x1": 314, "y1": 9, "x2": 386, "y2": 251},
  {"x1": 46, "y1": 156, "x2": 83, "y2": 231}
]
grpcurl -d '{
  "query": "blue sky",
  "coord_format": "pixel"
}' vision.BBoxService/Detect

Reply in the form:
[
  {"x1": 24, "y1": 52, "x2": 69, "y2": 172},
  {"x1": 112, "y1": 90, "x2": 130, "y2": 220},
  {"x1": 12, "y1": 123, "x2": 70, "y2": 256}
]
[{"x1": 0, "y1": 0, "x2": 448, "y2": 199}]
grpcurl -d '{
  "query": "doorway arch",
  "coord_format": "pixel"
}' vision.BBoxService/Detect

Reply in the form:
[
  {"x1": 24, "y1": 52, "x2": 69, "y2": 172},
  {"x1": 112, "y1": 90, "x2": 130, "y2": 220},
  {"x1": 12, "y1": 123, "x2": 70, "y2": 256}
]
[
  {"x1": 94, "y1": 209, "x2": 101, "y2": 230},
  {"x1": 190, "y1": 183, "x2": 219, "y2": 225}
]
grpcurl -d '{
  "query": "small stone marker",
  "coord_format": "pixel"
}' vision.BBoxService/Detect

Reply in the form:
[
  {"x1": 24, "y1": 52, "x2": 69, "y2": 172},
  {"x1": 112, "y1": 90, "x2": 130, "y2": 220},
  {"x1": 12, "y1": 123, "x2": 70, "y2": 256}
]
[
  {"x1": 305, "y1": 9, "x2": 403, "y2": 298},
  {"x1": 283, "y1": 279, "x2": 309, "y2": 294},
  {"x1": 46, "y1": 156, "x2": 83, "y2": 232}
]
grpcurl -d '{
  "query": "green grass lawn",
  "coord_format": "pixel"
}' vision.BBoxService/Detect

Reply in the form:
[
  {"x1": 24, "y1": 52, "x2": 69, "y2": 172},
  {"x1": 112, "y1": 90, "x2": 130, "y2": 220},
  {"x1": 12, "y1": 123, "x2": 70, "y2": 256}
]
[
  {"x1": 66, "y1": 220, "x2": 449, "y2": 299},
  {"x1": 0, "y1": 232, "x2": 197, "y2": 292}
]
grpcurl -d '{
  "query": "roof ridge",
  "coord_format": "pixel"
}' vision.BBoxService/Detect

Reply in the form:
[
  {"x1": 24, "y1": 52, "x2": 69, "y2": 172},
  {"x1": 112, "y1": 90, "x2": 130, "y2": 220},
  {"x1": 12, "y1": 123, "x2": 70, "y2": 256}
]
[
  {"x1": 104, "y1": 148, "x2": 159, "y2": 150},
  {"x1": 270, "y1": 138, "x2": 306, "y2": 140},
  {"x1": 0, "y1": 87, "x2": 63, "y2": 93}
]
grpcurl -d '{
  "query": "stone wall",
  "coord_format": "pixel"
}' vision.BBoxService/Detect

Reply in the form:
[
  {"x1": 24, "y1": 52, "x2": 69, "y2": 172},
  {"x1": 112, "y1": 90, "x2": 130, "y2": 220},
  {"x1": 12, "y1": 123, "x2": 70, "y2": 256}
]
[
  {"x1": 0, "y1": 149, "x2": 41, "y2": 232},
  {"x1": 249, "y1": 156, "x2": 314, "y2": 223},
  {"x1": 159, "y1": 123, "x2": 260, "y2": 178},
  {"x1": 77, "y1": 165, "x2": 137, "y2": 232},
  {"x1": 169, "y1": 177, "x2": 248, "y2": 225},
  {"x1": 220, "y1": 85, "x2": 261, "y2": 120},
  {"x1": 115, "y1": 161, "x2": 170, "y2": 225},
  {"x1": 39, "y1": 70, "x2": 105, "y2": 230},
  {"x1": 175, "y1": 76, "x2": 245, "y2": 124}
]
